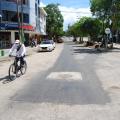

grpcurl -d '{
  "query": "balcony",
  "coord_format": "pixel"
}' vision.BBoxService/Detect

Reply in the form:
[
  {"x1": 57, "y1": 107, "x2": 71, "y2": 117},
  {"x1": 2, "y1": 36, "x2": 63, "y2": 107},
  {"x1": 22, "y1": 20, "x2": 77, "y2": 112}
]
[{"x1": 1, "y1": 1, "x2": 29, "y2": 14}]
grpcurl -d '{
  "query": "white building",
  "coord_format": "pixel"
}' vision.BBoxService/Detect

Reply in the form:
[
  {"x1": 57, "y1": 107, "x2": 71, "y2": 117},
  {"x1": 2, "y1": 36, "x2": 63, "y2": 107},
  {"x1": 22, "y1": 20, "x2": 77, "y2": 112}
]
[
  {"x1": 29, "y1": 0, "x2": 47, "y2": 42},
  {"x1": 40, "y1": 7, "x2": 47, "y2": 35}
]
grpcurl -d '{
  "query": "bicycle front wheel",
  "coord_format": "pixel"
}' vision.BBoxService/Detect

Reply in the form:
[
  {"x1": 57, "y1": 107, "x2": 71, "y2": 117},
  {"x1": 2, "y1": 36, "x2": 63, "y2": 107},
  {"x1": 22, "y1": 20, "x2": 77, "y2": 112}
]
[
  {"x1": 9, "y1": 64, "x2": 16, "y2": 81},
  {"x1": 21, "y1": 61, "x2": 27, "y2": 75}
]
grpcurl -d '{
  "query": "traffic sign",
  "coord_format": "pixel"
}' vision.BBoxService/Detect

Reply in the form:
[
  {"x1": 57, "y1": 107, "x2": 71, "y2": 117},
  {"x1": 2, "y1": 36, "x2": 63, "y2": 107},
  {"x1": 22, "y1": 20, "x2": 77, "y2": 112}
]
[{"x1": 105, "y1": 28, "x2": 110, "y2": 34}]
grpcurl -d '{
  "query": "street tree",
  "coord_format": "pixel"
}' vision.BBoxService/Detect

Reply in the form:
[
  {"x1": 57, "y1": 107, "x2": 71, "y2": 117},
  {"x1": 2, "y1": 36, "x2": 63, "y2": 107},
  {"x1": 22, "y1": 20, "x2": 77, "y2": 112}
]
[
  {"x1": 90, "y1": 0, "x2": 120, "y2": 41},
  {"x1": 45, "y1": 4, "x2": 64, "y2": 41},
  {"x1": 67, "y1": 23, "x2": 79, "y2": 41},
  {"x1": 67, "y1": 17, "x2": 101, "y2": 42},
  {"x1": 80, "y1": 17, "x2": 102, "y2": 41},
  {"x1": 66, "y1": 17, "x2": 88, "y2": 42}
]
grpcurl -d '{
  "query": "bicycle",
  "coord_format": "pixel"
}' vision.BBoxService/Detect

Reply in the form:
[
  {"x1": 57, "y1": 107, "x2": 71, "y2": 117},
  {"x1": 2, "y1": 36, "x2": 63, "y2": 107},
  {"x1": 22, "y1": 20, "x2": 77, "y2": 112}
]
[{"x1": 8, "y1": 56, "x2": 27, "y2": 81}]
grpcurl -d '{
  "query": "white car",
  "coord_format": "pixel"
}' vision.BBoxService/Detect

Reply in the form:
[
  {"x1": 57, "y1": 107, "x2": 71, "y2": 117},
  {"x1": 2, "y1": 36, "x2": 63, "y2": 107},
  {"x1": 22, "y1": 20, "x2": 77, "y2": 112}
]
[
  {"x1": 37, "y1": 40, "x2": 54, "y2": 52},
  {"x1": 49, "y1": 40, "x2": 56, "y2": 49}
]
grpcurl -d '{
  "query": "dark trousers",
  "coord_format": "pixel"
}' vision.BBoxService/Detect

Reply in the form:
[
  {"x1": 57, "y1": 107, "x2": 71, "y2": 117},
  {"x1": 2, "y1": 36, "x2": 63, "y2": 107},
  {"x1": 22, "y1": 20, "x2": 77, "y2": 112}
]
[{"x1": 14, "y1": 56, "x2": 25, "y2": 72}]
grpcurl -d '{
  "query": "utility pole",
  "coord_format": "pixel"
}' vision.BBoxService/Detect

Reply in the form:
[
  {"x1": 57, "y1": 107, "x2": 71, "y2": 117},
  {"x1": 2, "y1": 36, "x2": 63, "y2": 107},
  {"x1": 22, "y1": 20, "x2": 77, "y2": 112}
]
[
  {"x1": 16, "y1": 0, "x2": 25, "y2": 43},
  {"x1": 16, "y1": 0, "x2": 21, "y2": 41},
  {"x1": 21, "y1": 0, "x2": 25, "y2": 43}
]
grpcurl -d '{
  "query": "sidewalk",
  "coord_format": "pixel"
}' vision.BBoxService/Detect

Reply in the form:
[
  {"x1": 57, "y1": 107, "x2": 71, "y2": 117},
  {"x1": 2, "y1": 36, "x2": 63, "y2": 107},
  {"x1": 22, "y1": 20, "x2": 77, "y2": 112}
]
[
  {"x1": 113, "y1": 43, "x2": 120, "y2": 48},
  {"x1": 0, "y1": 47, "x2": 37, "y2": 62}
]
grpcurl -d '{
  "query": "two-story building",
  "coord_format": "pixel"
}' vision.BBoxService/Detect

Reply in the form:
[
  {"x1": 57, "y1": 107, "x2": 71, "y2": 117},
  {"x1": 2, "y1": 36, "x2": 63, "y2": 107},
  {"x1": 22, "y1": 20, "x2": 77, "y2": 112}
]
[{"x1": 0, "y1": 0, "x2": 47, "y2": 48}]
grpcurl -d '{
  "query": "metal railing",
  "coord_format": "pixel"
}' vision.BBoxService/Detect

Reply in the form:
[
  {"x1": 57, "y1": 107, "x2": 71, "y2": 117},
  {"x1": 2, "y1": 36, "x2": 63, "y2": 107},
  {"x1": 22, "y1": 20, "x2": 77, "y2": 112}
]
[{"x1": 0, "y1": 40, "x2": 11, "y2": 49}]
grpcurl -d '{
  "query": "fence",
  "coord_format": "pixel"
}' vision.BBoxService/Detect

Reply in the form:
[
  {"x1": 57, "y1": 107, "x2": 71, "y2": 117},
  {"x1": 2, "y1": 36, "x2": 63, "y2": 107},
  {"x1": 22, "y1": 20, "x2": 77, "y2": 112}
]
[{"x1": 0, "y1": 41, "x2": 11, "y2": 49}]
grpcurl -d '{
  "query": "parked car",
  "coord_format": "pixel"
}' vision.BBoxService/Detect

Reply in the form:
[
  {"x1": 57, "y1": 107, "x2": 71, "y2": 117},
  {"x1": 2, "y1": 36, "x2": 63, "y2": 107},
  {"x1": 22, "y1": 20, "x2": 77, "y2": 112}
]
[
  {"x1": 49, "y1": 40, "x2": 56, "y2": 49},
  {"x1": 57, "y1": 37, "x2": 64, "y2": 43},
  {"x1": 37, "y1": 40, "x2": 54, "y2": 52}
]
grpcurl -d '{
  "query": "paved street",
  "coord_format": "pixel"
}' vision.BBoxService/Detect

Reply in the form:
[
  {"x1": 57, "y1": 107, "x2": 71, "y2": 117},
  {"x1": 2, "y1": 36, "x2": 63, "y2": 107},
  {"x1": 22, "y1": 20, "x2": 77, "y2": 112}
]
[{"x1": 0, "y1": 40, "x2": 120, "y2": 120}]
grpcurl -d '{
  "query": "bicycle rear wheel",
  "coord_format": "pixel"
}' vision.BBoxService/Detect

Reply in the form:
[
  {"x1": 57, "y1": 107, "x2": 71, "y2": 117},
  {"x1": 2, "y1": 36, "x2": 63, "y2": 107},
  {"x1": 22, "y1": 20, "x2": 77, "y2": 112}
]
[
  {"x1": 21, "y1": 61, "x2": 27, "y2": 75},
  {"x1": 9, "y1": 64, "x2": 16, "y2": 80}
]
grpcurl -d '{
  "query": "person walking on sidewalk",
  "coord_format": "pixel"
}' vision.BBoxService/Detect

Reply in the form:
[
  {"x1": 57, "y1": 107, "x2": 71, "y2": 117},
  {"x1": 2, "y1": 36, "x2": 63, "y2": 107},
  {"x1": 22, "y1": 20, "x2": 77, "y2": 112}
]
[{"x1": 9, "y1": 39, "x2": 26, "y2": 72}]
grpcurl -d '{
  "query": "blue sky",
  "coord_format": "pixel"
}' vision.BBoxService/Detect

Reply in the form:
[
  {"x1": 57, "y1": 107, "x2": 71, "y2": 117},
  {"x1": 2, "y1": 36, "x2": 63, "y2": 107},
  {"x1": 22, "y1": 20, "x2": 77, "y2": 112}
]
[
  {"x1": 41, "y1": 0, "x2": 91, "y2": 30},
  {"x1": 42, "y1": 0, "x2": 90, "y2": 8}
]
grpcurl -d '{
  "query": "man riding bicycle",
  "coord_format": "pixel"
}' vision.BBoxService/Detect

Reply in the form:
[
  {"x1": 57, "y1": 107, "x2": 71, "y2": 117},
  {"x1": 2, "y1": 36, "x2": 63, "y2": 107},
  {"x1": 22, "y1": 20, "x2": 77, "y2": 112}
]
[{"x1": 9, "y1": 39, "x2": 26, "y2": 72}]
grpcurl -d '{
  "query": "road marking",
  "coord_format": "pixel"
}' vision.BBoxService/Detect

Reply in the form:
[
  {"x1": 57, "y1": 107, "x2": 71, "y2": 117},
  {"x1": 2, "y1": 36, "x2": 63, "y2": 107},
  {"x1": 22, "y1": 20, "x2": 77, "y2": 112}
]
[{"x1": 47, "y1": 72, "x2": 82, "y2": 81}]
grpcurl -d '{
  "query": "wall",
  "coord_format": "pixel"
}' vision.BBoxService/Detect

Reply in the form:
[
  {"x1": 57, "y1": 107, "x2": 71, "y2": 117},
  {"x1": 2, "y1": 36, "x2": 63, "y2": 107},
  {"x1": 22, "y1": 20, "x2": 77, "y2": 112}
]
[{"x1": 29, "y1": 0, "x2": 36, "y2": 29}]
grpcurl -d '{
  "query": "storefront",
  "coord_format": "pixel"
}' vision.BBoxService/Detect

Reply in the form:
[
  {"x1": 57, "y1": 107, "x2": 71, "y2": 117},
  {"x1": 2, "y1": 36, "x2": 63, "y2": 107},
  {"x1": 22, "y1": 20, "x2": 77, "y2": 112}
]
[
  {"x1": 0, "y1": 22, "x2": 35, "y2": 48},
  {"x1": 0, "y1": 31, "x2": 11, "y2": 48}
]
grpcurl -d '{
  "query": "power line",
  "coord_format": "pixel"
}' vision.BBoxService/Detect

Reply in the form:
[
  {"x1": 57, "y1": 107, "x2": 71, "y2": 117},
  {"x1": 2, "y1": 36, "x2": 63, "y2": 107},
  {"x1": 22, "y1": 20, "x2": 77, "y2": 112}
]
[{"x1": 60, "y1": 11, "x2": 91, "y2": 14}]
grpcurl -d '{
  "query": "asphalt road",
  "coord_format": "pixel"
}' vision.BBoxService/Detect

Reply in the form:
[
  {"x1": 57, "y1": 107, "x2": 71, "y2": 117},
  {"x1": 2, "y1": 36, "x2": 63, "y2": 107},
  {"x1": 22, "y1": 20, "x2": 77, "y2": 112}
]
[{"x1": 11, "y1": 41, "x2": 110, "y2": 105}]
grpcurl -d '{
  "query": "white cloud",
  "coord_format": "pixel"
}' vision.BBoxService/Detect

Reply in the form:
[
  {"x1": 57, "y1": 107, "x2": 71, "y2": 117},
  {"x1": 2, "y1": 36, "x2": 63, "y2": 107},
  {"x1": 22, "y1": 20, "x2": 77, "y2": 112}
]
[
  {"x1": 59, "y1": 6, "x2": 92, "y2": 30},
  {"x1": 39, "y1": 2, "x2": 46, "y2": 7},
  {"x1": 40, "y1": 2, "x2": 92, "y2": 31}
]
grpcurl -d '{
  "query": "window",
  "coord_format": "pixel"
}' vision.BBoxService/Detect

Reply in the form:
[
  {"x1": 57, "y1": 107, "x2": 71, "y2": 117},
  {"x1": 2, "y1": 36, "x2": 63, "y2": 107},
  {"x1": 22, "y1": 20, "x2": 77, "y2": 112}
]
[
  {"x1": 35, "y1": 3, "x2": 37, "y2": 16},
  {"x1": 2, "y1": 10, "x2": 18, "y2": 22},
  {"x1": 22, "y1": 0, "x2": 28, "y2": 5},
  {"x1": 2, "y1": 10, "x2": 29, "y2": 23},
  {"x1": 5, "y1": 0, "x2": 12, "y2": 1},
  {"x1": 38, "y1": 0, "x2": 40, "y2": 4},
  {"x1": 23, "y1": 13, "x2": 29, "y2": 23},
  {"x1": 5, "y1": 0, "x2": 28, "y2": 5}
]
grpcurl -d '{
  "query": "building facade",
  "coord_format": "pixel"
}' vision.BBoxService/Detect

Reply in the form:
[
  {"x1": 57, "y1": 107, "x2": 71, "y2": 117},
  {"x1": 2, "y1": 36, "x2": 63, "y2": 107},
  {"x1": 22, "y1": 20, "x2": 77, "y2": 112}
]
[
  {"x1": 0, "y1": 0, "x2": 47, "y2": 48},
  {"x1": 40, "y1": 7, "x2": 47, "y2": 35},
  {"x1": 29, "y1": 0, "x2": 47, "y2": 43}
]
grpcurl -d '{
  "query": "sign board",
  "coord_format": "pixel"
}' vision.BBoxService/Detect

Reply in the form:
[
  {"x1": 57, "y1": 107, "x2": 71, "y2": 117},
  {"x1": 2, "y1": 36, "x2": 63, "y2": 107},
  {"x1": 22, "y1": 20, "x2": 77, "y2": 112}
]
[
  {"x1": 105, "y1": 28, "x2": 110, "y2": 34},
  {"x1": 0, "y1": 23, "x2": 34, "y2": 31}
]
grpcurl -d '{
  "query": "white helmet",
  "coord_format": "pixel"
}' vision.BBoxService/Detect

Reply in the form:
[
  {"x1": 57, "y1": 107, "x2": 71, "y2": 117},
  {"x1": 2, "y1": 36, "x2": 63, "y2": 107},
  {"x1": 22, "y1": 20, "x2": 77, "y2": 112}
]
[{"x1": 15, "y1": 39, "x2": 20, "y2": 44}]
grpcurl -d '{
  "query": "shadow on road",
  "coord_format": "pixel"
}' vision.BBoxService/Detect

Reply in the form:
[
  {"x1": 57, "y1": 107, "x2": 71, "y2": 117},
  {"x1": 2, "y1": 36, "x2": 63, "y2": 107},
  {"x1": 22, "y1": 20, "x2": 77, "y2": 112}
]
[
  {"x1": 73, "y1": 46, "x2": 120, "y2": 54},
  {"x1": 0, "y1": 76, "x2": 9, "y2": 81},
  {"x1": 73, "y1": 48, "x2": 102, "y2": 54},
  {"x1": 0, "y1": 75, "x2": 14, "y2": 84}
]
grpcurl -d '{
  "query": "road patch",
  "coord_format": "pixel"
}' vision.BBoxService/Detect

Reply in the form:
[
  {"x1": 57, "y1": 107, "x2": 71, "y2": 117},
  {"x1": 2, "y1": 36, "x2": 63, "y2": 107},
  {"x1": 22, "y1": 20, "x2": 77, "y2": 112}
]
[{"x1": 47, "y1": 72, "x2": 82, "y2": 81}]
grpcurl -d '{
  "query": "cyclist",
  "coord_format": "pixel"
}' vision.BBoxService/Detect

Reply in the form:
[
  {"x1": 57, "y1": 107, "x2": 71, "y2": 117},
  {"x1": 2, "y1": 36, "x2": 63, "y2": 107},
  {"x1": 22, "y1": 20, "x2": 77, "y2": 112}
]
[{"x1": 9, "y1": 39, "x2": 26, "y2": 72}]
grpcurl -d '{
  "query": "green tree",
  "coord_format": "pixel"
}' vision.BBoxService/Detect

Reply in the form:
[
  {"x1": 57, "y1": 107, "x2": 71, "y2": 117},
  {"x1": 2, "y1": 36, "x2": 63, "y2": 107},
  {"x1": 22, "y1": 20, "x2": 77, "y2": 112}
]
[
  {"x1": 67, "y1": 17, "x2": 101, "y2": 42},
  {"x1": 80, "y1": 17, "x2": 102, "y2": 41},
  {"x1": 90, "y1": 0, "x2": 120, "y2": 35},
  {"x1": 44, "y1": 4, "x2": 64, "y2": 40}
]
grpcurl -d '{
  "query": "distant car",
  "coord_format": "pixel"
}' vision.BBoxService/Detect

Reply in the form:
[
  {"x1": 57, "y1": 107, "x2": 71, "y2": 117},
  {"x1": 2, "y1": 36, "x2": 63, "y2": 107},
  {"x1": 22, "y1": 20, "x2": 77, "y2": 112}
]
[
  {"x1": 57, "y1": 37, "x2": 64, "y2": 43},
  {"x1": 37, "y1": 40, "x2": 54, "y2": 52},
  {"x1": 49, "y1": 40, "x2": 56, "y2": 49}
]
